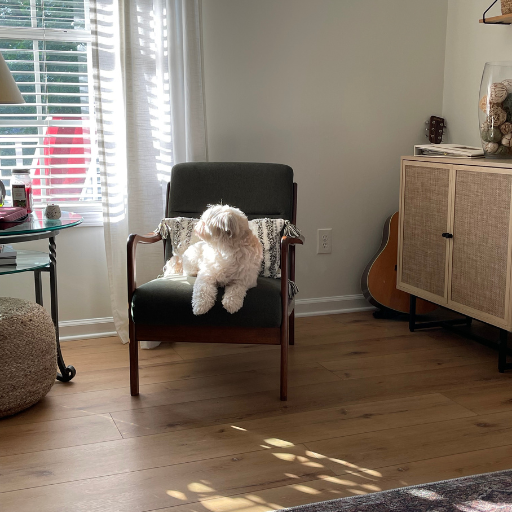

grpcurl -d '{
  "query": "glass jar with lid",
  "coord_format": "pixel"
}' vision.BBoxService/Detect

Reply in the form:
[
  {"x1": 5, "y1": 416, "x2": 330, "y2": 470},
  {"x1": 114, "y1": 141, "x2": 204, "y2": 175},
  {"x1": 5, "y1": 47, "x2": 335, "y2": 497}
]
[{"x1": 11, "y1": 169, "x2": 33, "y2": 213}]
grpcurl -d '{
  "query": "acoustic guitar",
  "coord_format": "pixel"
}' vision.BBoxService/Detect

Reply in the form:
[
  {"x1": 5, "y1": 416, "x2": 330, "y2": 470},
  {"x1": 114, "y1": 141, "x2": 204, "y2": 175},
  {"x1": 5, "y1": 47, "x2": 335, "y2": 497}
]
[{"x1": 361, "y1": 212, "x2": 437, "y2": 315}]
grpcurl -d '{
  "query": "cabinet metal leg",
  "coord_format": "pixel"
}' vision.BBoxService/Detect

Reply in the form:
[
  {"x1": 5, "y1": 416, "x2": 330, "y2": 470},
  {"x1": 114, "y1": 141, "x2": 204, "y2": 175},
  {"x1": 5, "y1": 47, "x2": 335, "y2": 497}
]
[
  {"x1": 499, "y1": 329, "x2": 508, "y2": 373},
  {"x1": 409, "y1": 294, "x2": 472, "y2": 331},
  {"x1": 409, "y1": 296, "x2": 509, "y2": 373},
  {"x1": 49, "y1": 236, "x2": 76, "y2": 382},
  {"x1": 409, "y1": 295, "x2": 416, "y2": 332}
]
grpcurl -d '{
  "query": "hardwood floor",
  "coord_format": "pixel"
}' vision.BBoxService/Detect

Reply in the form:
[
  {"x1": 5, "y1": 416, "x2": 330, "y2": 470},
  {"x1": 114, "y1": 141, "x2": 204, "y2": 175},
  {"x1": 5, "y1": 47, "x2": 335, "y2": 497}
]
[{"x1": 2, "y1": 312, "x2": 512, "y2": 511}]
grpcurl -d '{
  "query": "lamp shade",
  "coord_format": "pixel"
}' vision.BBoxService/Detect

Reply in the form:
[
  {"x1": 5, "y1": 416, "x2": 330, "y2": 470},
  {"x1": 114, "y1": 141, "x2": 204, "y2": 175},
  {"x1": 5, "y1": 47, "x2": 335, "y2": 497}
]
[{"x1": 0, "y1": 52, "x2": 25, "y2": 104}]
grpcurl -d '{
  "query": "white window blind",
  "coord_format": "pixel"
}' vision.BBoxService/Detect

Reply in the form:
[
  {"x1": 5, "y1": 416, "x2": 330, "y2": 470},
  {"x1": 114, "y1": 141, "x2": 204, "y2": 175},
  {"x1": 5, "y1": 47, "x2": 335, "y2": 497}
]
[{"x1": 0, "y1": 1, "x2": 101, "y2": 222}]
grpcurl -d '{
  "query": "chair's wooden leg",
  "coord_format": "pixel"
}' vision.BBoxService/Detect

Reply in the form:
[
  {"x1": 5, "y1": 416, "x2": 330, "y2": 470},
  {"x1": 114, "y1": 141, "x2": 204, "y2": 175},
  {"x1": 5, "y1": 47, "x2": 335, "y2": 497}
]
[
  {"x1": 289, "y1": 311, "x2": 295, "y2": 345},
  {"x1": 129, "y1": 321, "x2": 139, "y2": 396},
  {"x1": 280, "y1": 320, "x2": 289, "y2": 401}
]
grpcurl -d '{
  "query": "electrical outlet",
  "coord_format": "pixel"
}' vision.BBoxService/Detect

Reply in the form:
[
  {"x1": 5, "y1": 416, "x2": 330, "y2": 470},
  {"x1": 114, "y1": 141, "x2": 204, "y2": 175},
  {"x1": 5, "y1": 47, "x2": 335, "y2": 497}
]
[{"x1": 317, "y1": 228, "x2": 332, "y2": 254}]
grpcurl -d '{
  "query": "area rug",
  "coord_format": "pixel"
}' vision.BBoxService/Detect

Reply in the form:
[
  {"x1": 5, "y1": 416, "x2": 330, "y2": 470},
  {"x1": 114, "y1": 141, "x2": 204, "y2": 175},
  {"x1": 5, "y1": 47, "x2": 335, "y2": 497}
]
[{"x1": 280, "y1": 469, "x2": 512, "y2": 511}]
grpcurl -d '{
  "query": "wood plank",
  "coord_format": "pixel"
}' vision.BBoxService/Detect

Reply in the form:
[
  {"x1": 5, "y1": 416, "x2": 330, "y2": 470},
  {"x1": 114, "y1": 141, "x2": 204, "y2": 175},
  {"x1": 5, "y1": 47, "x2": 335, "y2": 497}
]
[
  {"x1": 60, "y1": 336, "x2": 124, "y2": 355},
  {"x1": 294, "y1": 313, "x2": 412, "y2": 345},
  {"x1": 50, "y1": 354, "x2": 286, "y2": 396},
  {"x1": 52, "y1": 349, "x2": 297, "y2": 396},
  {"x1": 42, "y1": 364, "x2": 339, "y2": 417},
  {"x1": 59, "y1": 342, "x2": 183, "y2": 372},
  {"x1": 227, "y1": 394, "x2": 475, "y2": 445},
  {"x1": 113, "y1": 392, "x2": 474, "y2": 442},
  {"x1": 164, "y1": 315, "x2": 440, "y2": 359},
  {"x1": 0, "y1": 414, "x2": 122, "y2": 457},
  {"x1": 166, "y1": 341, "x2": 277, "y2": 361},
  {"x1": 0, "y1": 397, "x2": 98, "y2": 427},
  {"x1": 0, "y1": 445, "x2": 335, "y2": 511},
  {"x1": 288, "y1": 332, "x2": 471, "y2": 369},
  {"x1": 110, "y1": 362, "x2": 511, "y2": 438},
  {"x1": 443, "y1": 381, "x2": 512, "y2": 415},
  {"x1": 161, "y1": 444, "x2": 512, "y2": 512},
  {"x1": 51, "y1": 350, "x2": 320, "y2": 396},
  {"x1": 306, "y1": 410, "x2": 512, "y2": 475},
  {"x1": 163, "y1": 332, "x2": 472, "y2": 373},
  {"x1": 324, "y1": 345, "x2": 495, "y2": 379}
]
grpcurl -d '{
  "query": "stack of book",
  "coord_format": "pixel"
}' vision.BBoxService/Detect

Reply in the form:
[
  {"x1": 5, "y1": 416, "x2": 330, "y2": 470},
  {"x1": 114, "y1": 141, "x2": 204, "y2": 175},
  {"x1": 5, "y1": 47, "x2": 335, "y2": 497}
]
[{"x1": 0, "y1": 245, "x2": 17, "y2": 266}]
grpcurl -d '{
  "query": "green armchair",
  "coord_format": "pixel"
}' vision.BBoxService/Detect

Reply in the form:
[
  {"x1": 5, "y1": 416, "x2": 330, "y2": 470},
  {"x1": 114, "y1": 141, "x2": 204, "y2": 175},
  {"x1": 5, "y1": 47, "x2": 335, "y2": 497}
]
[{"x1": 127, "y1": 162, "x2": 303, "y2": 400}]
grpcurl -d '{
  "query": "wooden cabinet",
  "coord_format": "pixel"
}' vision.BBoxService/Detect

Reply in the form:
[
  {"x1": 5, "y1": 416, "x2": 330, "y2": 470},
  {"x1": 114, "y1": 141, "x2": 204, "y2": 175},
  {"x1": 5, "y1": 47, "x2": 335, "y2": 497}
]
[{"x1": 397, "y1": 156, "x2": 512, "y2": 330}]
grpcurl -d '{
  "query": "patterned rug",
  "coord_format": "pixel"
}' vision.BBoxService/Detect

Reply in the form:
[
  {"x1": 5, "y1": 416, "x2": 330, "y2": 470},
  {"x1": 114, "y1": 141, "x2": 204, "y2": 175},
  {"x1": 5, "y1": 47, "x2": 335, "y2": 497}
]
[{"x1": 280, "y1": 470, "x2": 512, "y2": 511}]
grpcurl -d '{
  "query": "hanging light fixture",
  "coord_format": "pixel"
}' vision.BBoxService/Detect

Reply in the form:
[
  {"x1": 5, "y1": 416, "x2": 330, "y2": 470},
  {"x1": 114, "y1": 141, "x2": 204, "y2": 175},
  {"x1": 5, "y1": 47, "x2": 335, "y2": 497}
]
[{"x1": 0, "y1": 52, "x2": 25, "y2": 104}]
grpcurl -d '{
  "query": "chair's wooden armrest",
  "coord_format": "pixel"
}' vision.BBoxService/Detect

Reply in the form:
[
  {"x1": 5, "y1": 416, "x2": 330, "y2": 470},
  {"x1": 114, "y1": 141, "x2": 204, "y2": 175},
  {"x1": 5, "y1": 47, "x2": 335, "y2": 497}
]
[
  {"x1": 127, "y1": 232, "x2": 163, "y2": 301},
  {"x1": 128, "y1": 232, "x2": 163, "y2": 246},
  {"x1": 281, "y1": 235, "x2": 305, "y2": 248},
  {"x1": 280, "y1": 235, "x2": 304, "y2": 301}
]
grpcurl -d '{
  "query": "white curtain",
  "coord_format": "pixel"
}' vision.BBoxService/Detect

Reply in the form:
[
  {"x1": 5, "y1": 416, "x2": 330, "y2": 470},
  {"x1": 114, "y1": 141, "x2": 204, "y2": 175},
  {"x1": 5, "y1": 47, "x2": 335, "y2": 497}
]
[{"x1": 90, "y1": 0, "x2": 207, "y2": 347}]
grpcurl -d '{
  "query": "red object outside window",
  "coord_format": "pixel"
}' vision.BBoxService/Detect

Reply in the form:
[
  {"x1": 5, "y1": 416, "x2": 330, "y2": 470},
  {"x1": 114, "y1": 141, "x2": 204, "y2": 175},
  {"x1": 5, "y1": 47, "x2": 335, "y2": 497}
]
[{"x1": 32, "y1": 117, "x2": 91, "y2": 202}]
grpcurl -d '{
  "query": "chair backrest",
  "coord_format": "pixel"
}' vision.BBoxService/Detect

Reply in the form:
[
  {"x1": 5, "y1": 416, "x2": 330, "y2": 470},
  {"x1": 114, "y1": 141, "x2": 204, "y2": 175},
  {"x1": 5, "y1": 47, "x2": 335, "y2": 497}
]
[{"x1": 165, "y1": 162, "x2": 295, "y2": 260}]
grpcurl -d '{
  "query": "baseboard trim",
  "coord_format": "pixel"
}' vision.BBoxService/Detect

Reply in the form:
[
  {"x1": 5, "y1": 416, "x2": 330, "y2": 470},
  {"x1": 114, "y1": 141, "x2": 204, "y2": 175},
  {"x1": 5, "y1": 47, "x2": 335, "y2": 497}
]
[
  {"x1": 295, "y1": 294, "x2": 375, "y2": 317},
  {"x1": 59, "y1": 317, "x2": 117, "y2": 341}
]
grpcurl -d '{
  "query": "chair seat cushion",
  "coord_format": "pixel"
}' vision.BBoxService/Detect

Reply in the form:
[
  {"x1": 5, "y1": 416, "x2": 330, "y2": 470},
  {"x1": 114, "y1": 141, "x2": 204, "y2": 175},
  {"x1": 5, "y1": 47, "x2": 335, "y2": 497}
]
[{"x1": 131, "y1": 276, "x2": 282, "y2": 328}]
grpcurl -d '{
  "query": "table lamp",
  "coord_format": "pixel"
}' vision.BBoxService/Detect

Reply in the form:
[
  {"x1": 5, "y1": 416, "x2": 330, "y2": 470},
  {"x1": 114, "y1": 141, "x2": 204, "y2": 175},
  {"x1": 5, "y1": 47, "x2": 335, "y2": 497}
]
[
  {"x1": 0, "y1": 51, "x2": 24, "y2": 104},
  {"x1": 0, "y1": 51, "x2": 24, "y2": 206}
]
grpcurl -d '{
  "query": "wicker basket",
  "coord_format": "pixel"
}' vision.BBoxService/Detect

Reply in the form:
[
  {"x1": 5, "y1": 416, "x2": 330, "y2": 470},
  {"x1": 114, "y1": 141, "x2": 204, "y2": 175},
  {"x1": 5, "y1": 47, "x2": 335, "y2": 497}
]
[{"x1": 502, "y1": 0, "x2": 512, "y2": 15}]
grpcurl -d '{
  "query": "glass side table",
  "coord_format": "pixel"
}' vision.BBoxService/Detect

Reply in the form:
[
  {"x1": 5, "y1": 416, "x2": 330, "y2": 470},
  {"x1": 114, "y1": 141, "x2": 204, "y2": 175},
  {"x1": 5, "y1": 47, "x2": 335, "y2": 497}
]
[{"x1": 0, "y1": 211, "x2": 83, "y2": 382}]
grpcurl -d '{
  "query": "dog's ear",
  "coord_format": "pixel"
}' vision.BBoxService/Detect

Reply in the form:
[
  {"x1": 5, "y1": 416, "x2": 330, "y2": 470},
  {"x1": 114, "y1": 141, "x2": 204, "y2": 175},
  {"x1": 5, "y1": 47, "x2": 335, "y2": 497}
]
[
  {"x1": 223, "y1": 213, "x2": 239, "y2": 238},
  {"x1": 194, "y1": 219, "x2": 206, "y2": 239},
  {"x1": 213, "y1": 211, "x2": 239, "y2": 238},
  {"x1": 206, "y1": 205, "x2": 244, "y2": 238}
]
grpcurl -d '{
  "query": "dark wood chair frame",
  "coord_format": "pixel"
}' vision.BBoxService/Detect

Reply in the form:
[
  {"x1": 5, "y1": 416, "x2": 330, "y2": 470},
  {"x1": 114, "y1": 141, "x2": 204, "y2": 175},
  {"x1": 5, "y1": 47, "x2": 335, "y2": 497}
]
[{"x1": 127, "y1": 182, "x2": 303, "y2": 401}]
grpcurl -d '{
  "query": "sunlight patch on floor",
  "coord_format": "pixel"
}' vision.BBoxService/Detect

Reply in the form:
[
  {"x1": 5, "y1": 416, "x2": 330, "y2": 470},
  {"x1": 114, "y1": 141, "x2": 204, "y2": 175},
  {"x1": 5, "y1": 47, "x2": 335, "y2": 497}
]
[{"x1": 264, "y1": 438, "x2": 294, "y2": 448}]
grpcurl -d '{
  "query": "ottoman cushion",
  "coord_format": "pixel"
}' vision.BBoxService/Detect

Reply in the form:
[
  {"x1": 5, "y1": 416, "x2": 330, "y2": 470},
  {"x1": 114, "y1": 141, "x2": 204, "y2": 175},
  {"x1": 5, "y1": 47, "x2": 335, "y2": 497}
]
[{"x1": 0, "y1": 298, "x2": 56, "y2": 418}]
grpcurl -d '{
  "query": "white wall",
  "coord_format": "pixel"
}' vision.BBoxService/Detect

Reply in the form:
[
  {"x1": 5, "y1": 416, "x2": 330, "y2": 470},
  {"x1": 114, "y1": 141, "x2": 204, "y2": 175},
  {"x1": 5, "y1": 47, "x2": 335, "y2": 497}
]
[
  {"x1": 443, "y1": 0, "x2": 512, "y2": 146},
  {"x1": 202, "y1": 0, "x2": 449, "y2": 313}
]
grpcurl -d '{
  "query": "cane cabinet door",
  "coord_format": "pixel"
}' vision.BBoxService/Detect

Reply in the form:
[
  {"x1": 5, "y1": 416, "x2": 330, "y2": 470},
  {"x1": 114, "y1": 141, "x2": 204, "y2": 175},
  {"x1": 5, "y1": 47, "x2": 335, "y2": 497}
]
[
  {"x1": 448, "y1": 167, "x2": 512, "y2": 328},
  {"x1": 398, "y1": 161, "x2": 452, "y2": 305}
]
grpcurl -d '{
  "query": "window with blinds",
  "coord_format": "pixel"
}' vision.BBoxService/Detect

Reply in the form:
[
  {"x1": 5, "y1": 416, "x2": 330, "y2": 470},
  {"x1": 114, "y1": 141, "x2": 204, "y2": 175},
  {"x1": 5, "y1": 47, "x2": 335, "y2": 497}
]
[{"x1": 0, "y1": 1, "x2": 100, "y2": 217}]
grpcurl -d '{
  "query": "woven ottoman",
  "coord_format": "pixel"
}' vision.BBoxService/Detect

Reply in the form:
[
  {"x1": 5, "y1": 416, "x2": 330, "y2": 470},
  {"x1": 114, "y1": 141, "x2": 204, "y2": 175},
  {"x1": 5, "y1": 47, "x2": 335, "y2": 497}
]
[{"x1": 0, "y1": 298, "x2": 56, "y2": 418}]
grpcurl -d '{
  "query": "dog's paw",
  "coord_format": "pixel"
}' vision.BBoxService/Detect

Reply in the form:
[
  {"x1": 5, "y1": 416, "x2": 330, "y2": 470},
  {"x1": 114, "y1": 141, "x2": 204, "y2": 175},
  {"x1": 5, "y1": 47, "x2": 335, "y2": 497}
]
[
  {"x1": 222, "y1": 294, "x2": 244, "y2": 314},
  {"x1": 192, "y1": 298, "x2": 214, "y2": 315}
]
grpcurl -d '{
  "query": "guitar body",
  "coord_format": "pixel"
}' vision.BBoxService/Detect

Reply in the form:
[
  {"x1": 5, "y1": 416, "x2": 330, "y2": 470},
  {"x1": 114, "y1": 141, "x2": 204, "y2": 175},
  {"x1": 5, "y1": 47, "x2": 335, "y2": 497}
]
[{"x1": 361, "y1": 212, "x2": 437, "y2": 315}]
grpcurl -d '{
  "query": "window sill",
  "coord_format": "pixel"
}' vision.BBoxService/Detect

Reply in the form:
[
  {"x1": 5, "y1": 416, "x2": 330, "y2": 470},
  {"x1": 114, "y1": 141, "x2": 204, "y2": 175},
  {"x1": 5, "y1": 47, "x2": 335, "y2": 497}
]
[{"x1": 76, "y1": 210, "x2": 104, "y2": 227}]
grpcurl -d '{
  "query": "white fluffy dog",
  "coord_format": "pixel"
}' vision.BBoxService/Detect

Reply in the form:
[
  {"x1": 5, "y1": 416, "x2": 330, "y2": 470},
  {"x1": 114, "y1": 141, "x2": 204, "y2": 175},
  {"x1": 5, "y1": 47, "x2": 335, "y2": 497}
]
[{"x1": 166, "y1": 205, "x2": 263, "y2": 315}]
